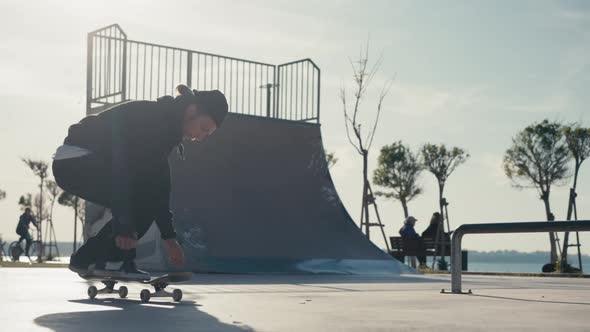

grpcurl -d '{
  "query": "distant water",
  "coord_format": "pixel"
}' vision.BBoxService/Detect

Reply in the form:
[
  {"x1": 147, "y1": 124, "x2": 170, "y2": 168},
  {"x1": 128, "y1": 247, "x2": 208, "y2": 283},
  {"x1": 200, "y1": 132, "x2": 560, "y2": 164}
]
[
  {"x1": 419, "y1": 252, "x2": 590, "y2": 273},
  {"x1": 467, "y1": 261, "x2": 590, "y2": 273},
  {"x1": 3, "y1": 242, "x2": 589, "y2": 274}
]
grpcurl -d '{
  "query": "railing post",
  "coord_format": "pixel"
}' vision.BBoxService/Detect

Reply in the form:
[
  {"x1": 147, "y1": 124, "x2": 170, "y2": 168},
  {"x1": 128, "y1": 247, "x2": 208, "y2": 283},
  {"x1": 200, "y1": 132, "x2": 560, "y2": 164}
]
[
  {"x1": 274, "y1": 65, "x2": 280, "y2": 118},
  {"x1": 187, "y1": 51, "x2": 193, "y2": 87},
  {"x1": 451, "y1": 229, "x2": 464, "y2": 293},
  {"x1": 86, "y1": 32, "x2": 94, "y2": 116},
  {"x1": 121, "y1": 38, "x2": 128, "y2": 102},
  {"x1": 316, "y1": 66, "x2": 321, "y2": 124},
  {"x1": 266, "y1": 84, "x2": 272, "y2": 118}
]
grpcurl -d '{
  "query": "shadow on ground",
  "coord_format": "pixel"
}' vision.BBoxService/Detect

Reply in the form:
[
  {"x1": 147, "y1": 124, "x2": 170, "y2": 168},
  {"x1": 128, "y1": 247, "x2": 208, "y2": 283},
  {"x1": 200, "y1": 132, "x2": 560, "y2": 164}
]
[
  {"x1": 34, "y1": 298, "x2": 255, "y2": 332},
  {"x1": 185, "y1": 273, "x2": 443, "y2": 286}
]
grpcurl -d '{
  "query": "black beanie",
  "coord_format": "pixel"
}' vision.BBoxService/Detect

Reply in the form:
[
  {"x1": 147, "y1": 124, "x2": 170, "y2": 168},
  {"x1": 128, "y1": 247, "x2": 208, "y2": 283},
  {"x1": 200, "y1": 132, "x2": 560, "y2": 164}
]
[
  {"x1": 193, "y1": 89, "x2": 229, "y2": 127},
  {"x1": 173, "y1": 85, "x2": 196, "y2": 113}
]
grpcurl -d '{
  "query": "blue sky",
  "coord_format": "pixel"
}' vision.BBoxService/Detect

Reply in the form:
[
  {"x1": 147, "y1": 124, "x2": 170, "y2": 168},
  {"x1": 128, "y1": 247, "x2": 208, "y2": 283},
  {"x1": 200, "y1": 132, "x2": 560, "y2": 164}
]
[{"x1": 0, "y1": 0, "x2": 589, "y2": 255}]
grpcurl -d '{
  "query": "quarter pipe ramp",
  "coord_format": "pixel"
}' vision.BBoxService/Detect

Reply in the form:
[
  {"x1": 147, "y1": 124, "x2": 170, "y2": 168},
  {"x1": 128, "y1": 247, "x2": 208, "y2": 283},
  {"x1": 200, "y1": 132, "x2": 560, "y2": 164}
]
[{"x1": 127, "y1": 114, "x2": 413, "y2": 274}]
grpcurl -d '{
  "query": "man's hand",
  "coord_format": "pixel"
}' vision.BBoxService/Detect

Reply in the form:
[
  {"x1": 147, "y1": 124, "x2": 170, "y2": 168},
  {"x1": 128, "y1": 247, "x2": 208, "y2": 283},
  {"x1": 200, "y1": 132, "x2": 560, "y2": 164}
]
[
  {"x1": 164, "y1": 239, "x2": 185, "y2": 267},
  {"x1": 115, "y1": 233, "x2": 138, "y2": 250}
]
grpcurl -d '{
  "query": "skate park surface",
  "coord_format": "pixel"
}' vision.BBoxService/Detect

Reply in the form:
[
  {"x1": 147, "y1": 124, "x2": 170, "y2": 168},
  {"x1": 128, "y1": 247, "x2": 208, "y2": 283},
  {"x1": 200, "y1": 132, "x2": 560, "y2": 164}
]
[{"x1": 2, "y1": 268, "x2": 589, "y2": 331}]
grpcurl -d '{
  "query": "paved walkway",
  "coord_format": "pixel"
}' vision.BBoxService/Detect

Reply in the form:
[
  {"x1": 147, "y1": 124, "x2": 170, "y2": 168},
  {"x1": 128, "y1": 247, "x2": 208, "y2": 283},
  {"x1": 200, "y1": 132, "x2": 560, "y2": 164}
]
[{"x1": 1, "y1": 268, "x2": 588, "y2": 331}]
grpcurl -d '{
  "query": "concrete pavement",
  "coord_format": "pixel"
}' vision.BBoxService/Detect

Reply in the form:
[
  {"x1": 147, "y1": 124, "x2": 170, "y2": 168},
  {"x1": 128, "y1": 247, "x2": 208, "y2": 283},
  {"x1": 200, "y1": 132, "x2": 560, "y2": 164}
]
[{"x1": 1, "y1": 268, "x2": 588, "y2": 331}]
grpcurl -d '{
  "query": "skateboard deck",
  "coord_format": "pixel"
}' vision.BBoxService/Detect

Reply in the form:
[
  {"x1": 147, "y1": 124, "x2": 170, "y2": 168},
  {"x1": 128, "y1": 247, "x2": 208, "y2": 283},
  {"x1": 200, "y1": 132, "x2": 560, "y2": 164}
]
[{"x1": 82, "y1": 272, "x2": 193, "y2": 303}]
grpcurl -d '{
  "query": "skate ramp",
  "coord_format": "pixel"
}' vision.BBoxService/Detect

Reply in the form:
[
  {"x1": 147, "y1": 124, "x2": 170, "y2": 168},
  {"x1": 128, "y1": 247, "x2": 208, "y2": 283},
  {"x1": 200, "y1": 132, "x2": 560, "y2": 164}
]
[{"x1": 136, "y1": 113, "x2": 413, "y2": 274}]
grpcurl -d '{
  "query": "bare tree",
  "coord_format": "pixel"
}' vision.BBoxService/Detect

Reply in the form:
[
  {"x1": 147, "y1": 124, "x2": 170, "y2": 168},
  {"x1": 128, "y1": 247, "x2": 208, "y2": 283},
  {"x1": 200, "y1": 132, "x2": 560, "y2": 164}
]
[
  {"x1": 340, "y1": 41, "x2": 393, "y2": 241},
  {"x1": 561, "y1": 124, "x2": 590, "y2": 267},
  {"x1": 59, "y1": 191, "x2": 86, "y2": 252},
  {"x1": 373, "y1": 141, "x2": 423, "y2": 218},
  {"x1": 503, "y1": 119, "x2": 571, "y2": 264},
  {"x1": 21, "y1": 158, "x2": 49, "y2": 262},
  {"x1": 21, "y1": 159, "x2": 49, "y2": 219},
  {"x1": 42, "y1": 180, "x2": 62, "y2": 260},
  {"x1": 45, "y1": 180, "x2": 62, "y2": 223}
]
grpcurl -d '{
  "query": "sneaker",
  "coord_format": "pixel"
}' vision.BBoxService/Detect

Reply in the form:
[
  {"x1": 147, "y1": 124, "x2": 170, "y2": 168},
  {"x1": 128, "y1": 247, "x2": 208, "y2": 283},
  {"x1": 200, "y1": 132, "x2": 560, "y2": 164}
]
[
  {"x1": 92, "y1": 260, "x2": 150, "y2": 281},
  {"x1": 68, "y1": 254, "x2": 90, "y2": 276},
  {"x1": 120, "y1": 260, "x2": 150, "y2": 280},
  {"x1": 88, "y1": 261, "x2": 107, "y2": 274}
]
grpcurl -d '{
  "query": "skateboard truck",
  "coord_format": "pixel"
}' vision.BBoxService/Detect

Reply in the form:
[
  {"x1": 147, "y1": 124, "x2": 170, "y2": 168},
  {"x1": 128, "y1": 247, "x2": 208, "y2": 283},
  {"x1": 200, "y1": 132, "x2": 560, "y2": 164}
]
[
  {"x1": 140, "y1": 281, "x2": 183, "y2": 303},
  {"x1": 87, "y1": 281, "x2": 128, "y2": 299}
]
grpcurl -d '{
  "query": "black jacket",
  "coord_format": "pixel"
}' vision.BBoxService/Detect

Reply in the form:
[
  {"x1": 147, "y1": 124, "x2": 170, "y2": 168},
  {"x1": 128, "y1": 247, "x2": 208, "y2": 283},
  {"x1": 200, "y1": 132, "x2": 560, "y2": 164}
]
[
  {"x1": 17, "y1": 213, "x2": 37, "y2": 234},
  {"x1": 63, "y1": 96, "x2": 184, "y2": 239},
  {"x1": 422, "y1": 223, "x2": 440, "y2": 239}
]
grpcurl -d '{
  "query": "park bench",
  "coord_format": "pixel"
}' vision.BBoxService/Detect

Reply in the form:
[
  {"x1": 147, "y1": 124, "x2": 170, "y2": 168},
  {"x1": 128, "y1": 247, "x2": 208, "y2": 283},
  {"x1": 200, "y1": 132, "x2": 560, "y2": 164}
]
[{"x1": 388, "y1": 236, "x2": 450, "y2": 261}]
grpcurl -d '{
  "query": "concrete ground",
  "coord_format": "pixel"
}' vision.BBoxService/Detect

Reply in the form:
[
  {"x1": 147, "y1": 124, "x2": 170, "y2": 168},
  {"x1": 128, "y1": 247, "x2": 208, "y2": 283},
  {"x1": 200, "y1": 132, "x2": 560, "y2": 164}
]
[{"x1": 1, "y1": 268, "x2": 588, "y2": 331}]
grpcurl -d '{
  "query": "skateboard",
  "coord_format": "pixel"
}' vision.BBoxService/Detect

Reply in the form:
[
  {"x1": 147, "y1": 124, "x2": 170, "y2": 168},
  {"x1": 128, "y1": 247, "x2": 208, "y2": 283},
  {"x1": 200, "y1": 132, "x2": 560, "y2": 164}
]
[{"x1": 82, "y1": 272, "x2": 193, "y2": 303}]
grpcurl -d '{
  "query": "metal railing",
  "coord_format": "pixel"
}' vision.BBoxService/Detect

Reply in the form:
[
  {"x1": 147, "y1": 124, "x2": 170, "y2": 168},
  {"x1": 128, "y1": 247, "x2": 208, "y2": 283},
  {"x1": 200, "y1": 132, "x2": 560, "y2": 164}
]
[
  {"x1": 450, "y1": 220, "x2": 590, "y2": 294},
  {"x1": 87, "y1": 24, "x2": 320, "y2": 123},
  {"x1": 276, "y1": 59, "x2": 320, "y2": 122}
]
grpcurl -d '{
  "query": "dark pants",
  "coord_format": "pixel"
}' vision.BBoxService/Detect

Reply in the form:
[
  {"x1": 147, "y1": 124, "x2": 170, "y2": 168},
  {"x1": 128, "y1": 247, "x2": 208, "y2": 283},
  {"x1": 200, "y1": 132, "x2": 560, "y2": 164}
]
[
  {"x1": 416, "y1": 239, "x2": 426, "y2": 265},
  {"x1": 17, "y1": 230, "x2": 33, "y2": 256},
  {"x1": 53, "y1": 153, "x2": 159, "y2": 266},
  {"x1": 417, "y1": 255, "x2": 426, "y2": 265},
  {"x1": 402, "y1": 237, "x2": 427, "y2": 266}
]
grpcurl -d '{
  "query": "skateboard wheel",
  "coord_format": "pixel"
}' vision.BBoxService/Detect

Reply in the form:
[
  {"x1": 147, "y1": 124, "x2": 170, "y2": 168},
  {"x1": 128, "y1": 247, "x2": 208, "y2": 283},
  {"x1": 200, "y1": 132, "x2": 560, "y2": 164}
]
[
  {"x1": 118, "y1": 286, "x2": 128, "y2": 298},
  {"x1": 172, "y1": 289, "x2": 183, "y2": 302},
  {"x1": 88, "y1": 286, "x2": 98, "y2": 299},
  {"x1": 140, "y1": 289, "x2": 151, "y2": 303}
]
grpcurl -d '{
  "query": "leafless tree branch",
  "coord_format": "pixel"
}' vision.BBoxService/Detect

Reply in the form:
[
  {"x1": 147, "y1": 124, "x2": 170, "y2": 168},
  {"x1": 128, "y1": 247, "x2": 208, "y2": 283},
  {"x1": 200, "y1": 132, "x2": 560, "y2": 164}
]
[
  {"x1": 367, "y1": 79, "x2": 394, "y2": 150},
  {"x1": 341, "y1": 87, "x2": 362, "y2": 154}
]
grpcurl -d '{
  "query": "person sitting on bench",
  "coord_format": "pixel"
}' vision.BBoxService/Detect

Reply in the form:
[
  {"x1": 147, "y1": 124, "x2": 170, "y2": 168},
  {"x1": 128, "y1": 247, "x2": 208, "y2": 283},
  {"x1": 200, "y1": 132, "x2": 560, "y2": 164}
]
[
  {"x1": 422, "y1": 212, "x2": 442, "y2": 239},
  {"x1": 399, "y1": 216, "x2": 427, "y2": 268}
]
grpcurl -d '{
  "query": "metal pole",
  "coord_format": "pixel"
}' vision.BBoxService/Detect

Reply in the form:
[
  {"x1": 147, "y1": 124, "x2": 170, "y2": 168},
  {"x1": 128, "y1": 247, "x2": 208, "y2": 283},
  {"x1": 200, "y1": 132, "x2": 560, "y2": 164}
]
[
  {"x1": 38, "y1": 178, "x2": 44, "y2": 262},
  {"x1": 187, "y1": 51, "x2": 192, "y2": 87},
  {"x1": 135, "y1": 43, "x2": 139, "y2": 98},
  {"x1": 122, "y1": 40, "x2": 128, "y2": 101},
  {"x1": 149, "y1": 46, "x2": 154, "y2": 100},
  {"x1": 316, "y1": 67, "x2": 321, "y2": 124},
  {"x1": 171, "y1": 49, "x2": 176, "y2": 93},
  {"x1": 248, "y1": 63, "x2": 252, "y2": 115},
  {"x1": 142, "y1": 44, "x2": 147, "y2": 99},
  {"x1": 156, "y1": 48, "x2": 161, "y2": 96},
  {"x1": 363, "y1": 152, "x2": 370, "y2": 239},
  {"x1": 574, "y1": 198, "x2": 583, "y2": 272},
  {"x1": 451, "y1": 230, "x2": 464, "y2": 293},
  {"x1": 576, "y1": 232, "x2": 583, "y2": 271},
  {"x1": 254, "y1": 64, "x2": 257, "y2": 115},
  {"x1": 87, "y1": 32, "x2": 94, "y2": 115},
  {"x1": 274, "y1": 66, "x2": 280, "y2": 118},
  {"x1": 73, "y1": 196, "x2": 78, "y2": 253},
  {"x1": 266, "y1": 84, "x2": 271, "y2": 118}
]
